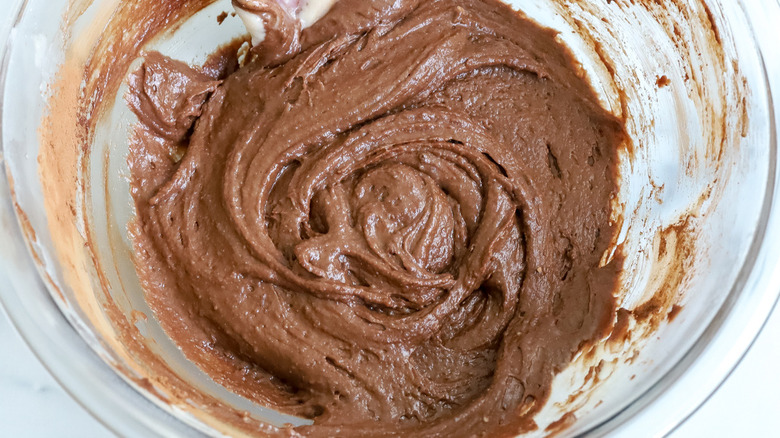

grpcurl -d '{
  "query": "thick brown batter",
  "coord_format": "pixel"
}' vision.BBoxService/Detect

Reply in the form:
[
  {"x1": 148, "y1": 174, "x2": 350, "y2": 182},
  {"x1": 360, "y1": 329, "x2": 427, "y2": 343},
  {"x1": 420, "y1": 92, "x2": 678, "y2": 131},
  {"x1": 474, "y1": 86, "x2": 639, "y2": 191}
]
[{"x1": 126, "y1": 0, "x2": 623, "y2": 436}]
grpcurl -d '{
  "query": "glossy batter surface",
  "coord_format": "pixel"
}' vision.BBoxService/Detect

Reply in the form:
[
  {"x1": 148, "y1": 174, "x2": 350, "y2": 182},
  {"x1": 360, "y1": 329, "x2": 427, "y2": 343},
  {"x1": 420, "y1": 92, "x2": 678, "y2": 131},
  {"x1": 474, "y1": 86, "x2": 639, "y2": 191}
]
[{"x1": 127, "y1": 0, "x2": 623, "y2": 435}]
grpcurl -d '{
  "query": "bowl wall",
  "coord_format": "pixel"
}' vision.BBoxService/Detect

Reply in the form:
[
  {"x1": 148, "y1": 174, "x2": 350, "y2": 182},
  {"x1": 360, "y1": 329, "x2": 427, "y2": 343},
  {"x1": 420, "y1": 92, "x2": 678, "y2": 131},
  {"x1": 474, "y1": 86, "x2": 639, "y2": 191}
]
[{"x1": 1, "y1": 0, "x2": 778, "y2": 436}]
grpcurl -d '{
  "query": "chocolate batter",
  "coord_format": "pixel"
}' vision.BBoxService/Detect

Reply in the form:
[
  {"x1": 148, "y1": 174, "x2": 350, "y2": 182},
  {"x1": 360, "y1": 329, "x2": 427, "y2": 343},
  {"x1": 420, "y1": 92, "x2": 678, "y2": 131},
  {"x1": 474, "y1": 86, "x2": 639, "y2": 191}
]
[{"x1": 126, "y1": 0, "x2": 623, "y2": 436}]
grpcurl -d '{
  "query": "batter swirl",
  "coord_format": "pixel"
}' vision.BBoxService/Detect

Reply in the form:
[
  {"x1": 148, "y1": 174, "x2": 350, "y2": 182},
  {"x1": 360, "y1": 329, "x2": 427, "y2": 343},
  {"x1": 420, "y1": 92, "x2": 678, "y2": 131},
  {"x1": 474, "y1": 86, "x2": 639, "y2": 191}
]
[{"x1": 127, "y1": 0, "x2": 624, "y2": 436}]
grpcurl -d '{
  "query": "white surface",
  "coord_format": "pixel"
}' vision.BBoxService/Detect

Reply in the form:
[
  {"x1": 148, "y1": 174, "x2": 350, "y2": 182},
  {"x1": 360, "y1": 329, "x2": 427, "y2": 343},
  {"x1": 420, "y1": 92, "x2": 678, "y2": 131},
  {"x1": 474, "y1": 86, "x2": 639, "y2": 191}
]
[
  {"x1": 0, "y1": 308, "x2": 110, "y2": 438},
  {"x1": 0, "y1": 303, "x2": 778, "y2": 437}
]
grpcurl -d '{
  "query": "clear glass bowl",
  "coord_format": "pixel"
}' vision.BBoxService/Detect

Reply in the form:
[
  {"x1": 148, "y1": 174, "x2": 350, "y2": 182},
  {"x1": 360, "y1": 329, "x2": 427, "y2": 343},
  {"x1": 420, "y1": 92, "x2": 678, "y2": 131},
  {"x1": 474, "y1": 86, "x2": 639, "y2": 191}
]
[{"x1": 1, "y1": 0, "x2": 779, "y2": 436}]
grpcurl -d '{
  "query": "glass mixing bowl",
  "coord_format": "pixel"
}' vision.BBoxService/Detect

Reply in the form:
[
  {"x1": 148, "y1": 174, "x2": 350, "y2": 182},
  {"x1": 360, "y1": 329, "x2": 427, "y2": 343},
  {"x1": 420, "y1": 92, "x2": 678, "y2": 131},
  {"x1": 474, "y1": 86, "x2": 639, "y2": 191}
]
[{"x1": 1, "y1": 0, "x2": 779, "y2": 436}]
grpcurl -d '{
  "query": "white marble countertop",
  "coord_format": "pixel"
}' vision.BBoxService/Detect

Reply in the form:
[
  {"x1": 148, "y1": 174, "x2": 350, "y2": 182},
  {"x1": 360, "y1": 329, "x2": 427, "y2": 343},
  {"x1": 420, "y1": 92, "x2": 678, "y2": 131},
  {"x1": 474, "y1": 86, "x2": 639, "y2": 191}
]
[{"x1": 1, "y1": 0, "x2": 779, "y2": 436}]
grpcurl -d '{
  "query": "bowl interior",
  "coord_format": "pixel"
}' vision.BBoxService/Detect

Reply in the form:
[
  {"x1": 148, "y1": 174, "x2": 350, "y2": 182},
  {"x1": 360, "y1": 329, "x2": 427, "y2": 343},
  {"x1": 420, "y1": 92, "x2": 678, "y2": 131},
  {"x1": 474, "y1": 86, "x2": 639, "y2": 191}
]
[{"x1": 1, "y1": 0, "x2": 773, "y2": 436}]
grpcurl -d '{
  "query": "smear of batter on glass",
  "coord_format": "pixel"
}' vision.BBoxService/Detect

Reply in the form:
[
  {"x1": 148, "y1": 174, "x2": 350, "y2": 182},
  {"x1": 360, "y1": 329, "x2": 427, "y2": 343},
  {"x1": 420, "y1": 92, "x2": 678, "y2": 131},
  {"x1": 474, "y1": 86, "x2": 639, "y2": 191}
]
[{"x1": 126, "y1": 0, "x2": 624, "y2": 436}]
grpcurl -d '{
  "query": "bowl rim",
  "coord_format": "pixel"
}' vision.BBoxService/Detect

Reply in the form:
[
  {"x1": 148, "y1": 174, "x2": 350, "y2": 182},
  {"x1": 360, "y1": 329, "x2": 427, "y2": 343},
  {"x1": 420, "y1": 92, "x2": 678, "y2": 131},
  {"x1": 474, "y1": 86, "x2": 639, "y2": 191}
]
[
  {"x1": 0, "y1": 1, "x2": 209, "y2": 436},
  {"x1": 0, "y1": 0, "x2": 779, "y2": 437},
  {"x1": 590, "y1": 0, "x2": 780, "y2": 435}
]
